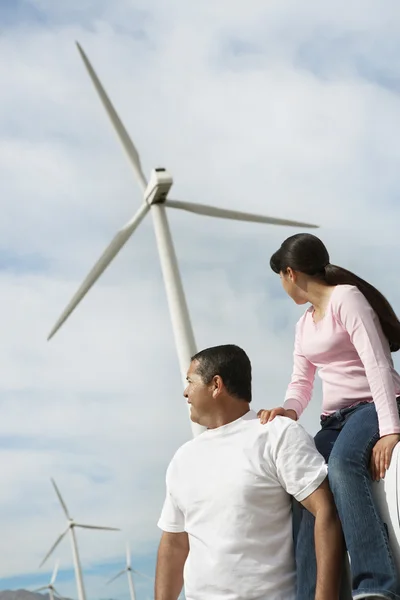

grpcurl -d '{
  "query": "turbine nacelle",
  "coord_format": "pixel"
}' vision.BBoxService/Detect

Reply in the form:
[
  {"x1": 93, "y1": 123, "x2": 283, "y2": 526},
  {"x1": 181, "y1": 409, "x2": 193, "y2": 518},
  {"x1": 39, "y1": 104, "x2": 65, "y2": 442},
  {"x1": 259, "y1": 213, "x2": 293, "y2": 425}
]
[
  {"x1": 48, "y1": 44, "x2": 319, "y2": 344},
  {"x1": 33, "y1": 559, "x2": 61, "y2": 598},
  {"x1": 47, "y1": 42, "x2": 319, "y2": 439},
  {"x1": 145, "y1": 168, "x2": 173, "y2": 206},
  {"x1": 40, "y1": 479, "x2": 119, "y2": 571}
]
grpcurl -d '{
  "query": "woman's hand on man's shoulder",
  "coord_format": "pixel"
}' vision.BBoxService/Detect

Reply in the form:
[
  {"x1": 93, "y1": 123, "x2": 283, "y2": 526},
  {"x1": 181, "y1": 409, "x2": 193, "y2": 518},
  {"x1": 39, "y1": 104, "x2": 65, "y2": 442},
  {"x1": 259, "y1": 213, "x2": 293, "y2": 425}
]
[{"x1": 257, "y1": 407, "x2": 298, "y2": 424}]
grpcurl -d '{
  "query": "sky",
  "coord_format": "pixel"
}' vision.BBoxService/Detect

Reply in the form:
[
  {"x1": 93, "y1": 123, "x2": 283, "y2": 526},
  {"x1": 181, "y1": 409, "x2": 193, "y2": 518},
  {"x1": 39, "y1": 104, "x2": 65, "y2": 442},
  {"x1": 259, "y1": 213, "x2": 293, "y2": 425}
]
[{"x1": 1, "y1": 0, "x2": 400, "y2": 598}]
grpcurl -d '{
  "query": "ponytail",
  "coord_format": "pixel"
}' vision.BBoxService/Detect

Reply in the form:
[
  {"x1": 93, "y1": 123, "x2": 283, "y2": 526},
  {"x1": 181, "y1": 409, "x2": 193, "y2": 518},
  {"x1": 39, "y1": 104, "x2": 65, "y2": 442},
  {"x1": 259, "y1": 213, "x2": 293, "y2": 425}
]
[{"x1": 322, "y1": 264, "x2": 400, "y2": 352}]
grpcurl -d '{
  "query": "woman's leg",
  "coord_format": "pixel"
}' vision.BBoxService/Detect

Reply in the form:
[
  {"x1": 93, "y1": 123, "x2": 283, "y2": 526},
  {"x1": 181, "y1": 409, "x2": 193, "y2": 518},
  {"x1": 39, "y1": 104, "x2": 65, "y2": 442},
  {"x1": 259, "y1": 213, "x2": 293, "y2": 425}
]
[
  {"x1": 328, "y1": 402, "x2": 400, "y2": 600},
  {"x1": 295, "y1": 424, "x2": 341, "y2": 600}
]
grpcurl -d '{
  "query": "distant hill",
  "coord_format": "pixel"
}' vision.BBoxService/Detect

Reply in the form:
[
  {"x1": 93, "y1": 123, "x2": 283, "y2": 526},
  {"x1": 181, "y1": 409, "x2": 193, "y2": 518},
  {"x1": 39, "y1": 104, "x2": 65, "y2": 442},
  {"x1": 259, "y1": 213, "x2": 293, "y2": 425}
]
[{"x1": 0, "y1": 591, "x2": 73, "y2": 600}]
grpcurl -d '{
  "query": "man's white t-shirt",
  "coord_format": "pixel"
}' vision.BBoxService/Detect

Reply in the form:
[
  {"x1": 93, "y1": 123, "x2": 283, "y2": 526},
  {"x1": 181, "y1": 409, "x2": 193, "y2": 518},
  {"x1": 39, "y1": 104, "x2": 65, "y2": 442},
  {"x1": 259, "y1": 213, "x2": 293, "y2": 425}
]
[{"x1": 157, "y1": 410, "x2": 328, "y2": 600}]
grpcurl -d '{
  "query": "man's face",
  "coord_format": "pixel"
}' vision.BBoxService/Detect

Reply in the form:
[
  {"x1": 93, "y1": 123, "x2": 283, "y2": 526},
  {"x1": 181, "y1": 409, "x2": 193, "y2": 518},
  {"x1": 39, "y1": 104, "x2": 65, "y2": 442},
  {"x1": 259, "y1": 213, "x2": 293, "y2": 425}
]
[{"x1": 184, "y1": 360, "x2": 215, "y2": 425}]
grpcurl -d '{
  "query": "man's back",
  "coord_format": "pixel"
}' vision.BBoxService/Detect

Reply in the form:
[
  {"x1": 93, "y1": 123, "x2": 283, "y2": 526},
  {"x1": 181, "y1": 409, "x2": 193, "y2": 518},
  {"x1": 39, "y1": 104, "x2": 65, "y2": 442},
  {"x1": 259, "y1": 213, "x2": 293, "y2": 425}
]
[{"x1": 158, "y1": 410, "x2": 327, "y2": 600}]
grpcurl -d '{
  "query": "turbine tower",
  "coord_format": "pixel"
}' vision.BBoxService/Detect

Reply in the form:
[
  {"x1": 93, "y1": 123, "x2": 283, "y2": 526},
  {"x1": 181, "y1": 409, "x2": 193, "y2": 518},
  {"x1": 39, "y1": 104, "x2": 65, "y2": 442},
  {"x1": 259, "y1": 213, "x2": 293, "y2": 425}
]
[
  {"x1": 34, "y1": 560, "x2": 62, "y2": 600},
  {"x1": 106, "y1": 543, "x2": 153, "y2": 600},
  {"x1": 40, "y1": 479, "x2": 120, "y2": 600},
  {"x1": 48, "y1": 43, "x2": 318, "y2": 437}
]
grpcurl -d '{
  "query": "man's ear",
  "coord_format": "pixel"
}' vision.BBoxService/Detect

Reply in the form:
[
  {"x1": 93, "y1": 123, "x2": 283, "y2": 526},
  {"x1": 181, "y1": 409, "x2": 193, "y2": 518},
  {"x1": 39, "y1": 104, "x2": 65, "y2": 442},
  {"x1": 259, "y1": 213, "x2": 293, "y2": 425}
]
[{"x1": 212, "y1": 375, "x2": 224, "y2": 399}]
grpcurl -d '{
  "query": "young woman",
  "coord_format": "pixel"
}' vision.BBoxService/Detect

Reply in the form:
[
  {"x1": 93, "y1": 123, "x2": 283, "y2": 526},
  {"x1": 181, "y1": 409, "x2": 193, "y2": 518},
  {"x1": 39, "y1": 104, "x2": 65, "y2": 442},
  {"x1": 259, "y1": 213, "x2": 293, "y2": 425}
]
[{"x1": 258, "y1": 233, "x2": 400, "y2": 600}]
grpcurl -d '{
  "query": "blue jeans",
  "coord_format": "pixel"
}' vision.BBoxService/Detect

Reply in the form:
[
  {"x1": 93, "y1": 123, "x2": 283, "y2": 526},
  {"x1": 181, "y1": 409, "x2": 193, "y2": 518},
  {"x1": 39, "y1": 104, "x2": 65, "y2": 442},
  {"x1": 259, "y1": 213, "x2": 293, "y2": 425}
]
[{"x1": 294, "y1": 400, "x2": 400, "y2": 600}]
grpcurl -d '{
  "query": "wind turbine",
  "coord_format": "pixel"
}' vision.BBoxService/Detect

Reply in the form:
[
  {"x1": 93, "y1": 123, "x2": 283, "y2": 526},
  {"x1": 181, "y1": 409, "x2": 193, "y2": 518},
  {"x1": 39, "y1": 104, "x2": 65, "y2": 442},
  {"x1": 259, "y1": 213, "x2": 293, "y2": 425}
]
[
  {"x1": 47, "y1": 42, "x2": 318, "y2": 437},
  {"x1": 106, "y1": 543, "x2": 153, "y2": 600},
  {"x1": 34, "y1": 560, "x2": 62, "y2": 600},
  {"x1": 40, "y1": 479, "x2": 120, "y2": 600}
]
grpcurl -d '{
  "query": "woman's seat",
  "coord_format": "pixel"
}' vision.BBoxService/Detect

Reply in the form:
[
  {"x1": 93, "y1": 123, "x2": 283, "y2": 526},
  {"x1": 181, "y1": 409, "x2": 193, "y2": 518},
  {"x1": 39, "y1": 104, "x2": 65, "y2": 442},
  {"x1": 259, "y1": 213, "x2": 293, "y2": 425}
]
[{"x1": 371, "y1": 442, "x2": 400, "y2": 572}]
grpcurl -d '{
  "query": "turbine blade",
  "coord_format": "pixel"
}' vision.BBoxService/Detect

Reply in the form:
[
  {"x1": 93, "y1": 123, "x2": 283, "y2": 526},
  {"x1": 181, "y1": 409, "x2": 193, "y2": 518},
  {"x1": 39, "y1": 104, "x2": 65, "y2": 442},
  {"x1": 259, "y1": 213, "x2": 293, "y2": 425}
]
[
  {"x1": 126, "y1": 542, "x2": 131, "y2": 568},
  {"x1": 132, "y1": 569, "x2": 153, "y2": 580},
  {"x1": 165, "y1": 200, "x2": 319, "y2": 229},
  {"x1": 75, "y1": 524, "x2": 120, "y2": 531},
  {"x1": 33, "y1": 587, "x2": 48, "y2": 593},
  {"x1": 39, "y1": 529, "x2": 69, "y2": 568},
  {"x1": 106, "y1": 570, "x2": 126, "y2": 585},
  {"x1": 51, "y1": 479, "x2": 71, "y2": 520},
  {"x1": 76, "y1": 42, "x2": 148, "y2": 191},
  {"x1": 53, "y1": 588, "x2": 63, "y2": 599},
  {"x1": 47, "y1": 203, "x2": 150, "y2": 340},
  {"x1": 51, "y1": 560, "x2": 60, "y2": 584}
]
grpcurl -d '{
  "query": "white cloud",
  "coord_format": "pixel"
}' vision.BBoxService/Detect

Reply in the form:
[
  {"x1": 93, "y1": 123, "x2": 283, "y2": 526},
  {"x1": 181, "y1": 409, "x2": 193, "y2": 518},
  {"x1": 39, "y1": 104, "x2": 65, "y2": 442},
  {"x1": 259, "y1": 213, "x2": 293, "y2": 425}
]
[{"x1": 1, "y1": 1, "x2": 400, "y2": 598}]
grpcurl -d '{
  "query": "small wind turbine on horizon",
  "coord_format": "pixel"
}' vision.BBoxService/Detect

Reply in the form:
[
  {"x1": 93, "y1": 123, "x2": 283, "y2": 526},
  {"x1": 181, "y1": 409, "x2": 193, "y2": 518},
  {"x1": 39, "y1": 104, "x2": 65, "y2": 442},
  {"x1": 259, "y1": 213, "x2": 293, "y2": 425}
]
[
  {"x1": 47, "y1": 42, "x2": 318, "y2": 437},
  {"x1": 40, "y1": 479, "x2": 120, "y2": 600},
  {"x1": 34, "y1": 560, "x2": 62, "y2": 600},
  {"x1": 106, "y1": 543, "x2": 153, "y2": 600}
]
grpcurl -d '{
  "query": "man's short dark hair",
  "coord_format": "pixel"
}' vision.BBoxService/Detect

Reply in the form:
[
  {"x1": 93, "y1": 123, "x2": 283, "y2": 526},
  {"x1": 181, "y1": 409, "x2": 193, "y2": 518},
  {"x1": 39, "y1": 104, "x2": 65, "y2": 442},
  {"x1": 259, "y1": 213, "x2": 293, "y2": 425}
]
[{"x1": 191, "y1": 344, "x2": 252, "y2": 403}]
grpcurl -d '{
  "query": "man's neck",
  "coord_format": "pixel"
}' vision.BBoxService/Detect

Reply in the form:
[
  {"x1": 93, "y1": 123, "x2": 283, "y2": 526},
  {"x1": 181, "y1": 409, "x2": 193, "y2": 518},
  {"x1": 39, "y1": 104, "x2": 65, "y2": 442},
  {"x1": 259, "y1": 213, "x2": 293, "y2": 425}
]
[{"x1": 206, "y1": 403, "x2": 251, "y2": 430}]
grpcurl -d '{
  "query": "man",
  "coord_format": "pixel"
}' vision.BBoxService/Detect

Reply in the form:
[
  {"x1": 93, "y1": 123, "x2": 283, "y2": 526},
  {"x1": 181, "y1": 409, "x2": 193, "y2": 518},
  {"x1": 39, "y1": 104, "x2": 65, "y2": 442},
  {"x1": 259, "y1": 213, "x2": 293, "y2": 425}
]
[{"x1": 155, "y1": 345, "x2": 343, "y2": 600}]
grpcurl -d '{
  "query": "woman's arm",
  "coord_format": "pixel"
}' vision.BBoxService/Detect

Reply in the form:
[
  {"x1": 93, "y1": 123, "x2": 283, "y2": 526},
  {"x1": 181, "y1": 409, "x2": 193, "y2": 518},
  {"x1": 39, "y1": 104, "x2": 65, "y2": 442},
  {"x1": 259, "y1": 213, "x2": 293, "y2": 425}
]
[
  {"x1": 283, "y1": 320, "x2": 317, "y2": 419},
  {"x1": 336, "y1": 286, "x2": 400, "y2": 436},
  {"x1": 258, "y1": 319, "x2": 316, "y2": 423}
]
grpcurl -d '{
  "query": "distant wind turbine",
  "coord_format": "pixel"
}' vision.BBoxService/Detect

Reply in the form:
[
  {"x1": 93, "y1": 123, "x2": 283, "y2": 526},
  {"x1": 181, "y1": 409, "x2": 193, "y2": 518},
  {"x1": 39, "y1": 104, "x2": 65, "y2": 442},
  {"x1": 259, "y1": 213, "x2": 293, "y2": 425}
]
[
  {"x1": 34, "y1": 560, "x2": 62, "y2": 600},
  {"x1": 47, "y1": 42, "x2": 318, "y2": 437},
  {"x1": 40, "y1": 479, "x2": 120, "y2": 600},
  {"x1": 106, "y1": 543, "x2": 153, "y2": 600}
]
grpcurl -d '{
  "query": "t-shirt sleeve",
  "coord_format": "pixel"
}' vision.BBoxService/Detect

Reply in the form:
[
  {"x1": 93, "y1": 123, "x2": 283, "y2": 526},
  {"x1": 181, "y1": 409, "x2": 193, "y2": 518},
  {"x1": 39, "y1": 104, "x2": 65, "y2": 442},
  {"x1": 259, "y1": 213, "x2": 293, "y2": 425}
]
[
  {"x1": 157, "y1": 461, "x2": 186, "y2": 533},
  {"x1": 283, "y1": 318, "x2": 317, "y2": 418},
  {"x1": 270, "y1": 418, "x2": 328, "y2": 502},
  {"x1": 335, "y1": 286, "x2": 400, "y2": 436}
]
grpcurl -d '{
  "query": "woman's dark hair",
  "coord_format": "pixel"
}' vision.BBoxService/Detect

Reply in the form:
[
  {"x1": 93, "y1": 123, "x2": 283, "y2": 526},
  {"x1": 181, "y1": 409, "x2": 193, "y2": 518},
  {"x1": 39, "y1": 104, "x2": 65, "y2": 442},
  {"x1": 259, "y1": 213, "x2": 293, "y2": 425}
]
[{"x1": 270, "y1": 233, "x2": 400, "y2": 352}]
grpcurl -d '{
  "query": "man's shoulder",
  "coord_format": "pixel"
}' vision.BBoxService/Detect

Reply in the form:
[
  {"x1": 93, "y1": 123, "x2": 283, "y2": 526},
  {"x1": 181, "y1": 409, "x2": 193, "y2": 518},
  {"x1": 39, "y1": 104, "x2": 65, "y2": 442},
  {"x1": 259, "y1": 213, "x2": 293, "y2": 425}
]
[
  {"x1": 253, "y1": 416, "x2": 317, "y2": 455},
  {"x1": 251, "y1": 414, "x2": 303, "y2": 439},
  {"x1": 169, "y1": 414, "x2": 311, "y2": 457},
  {"x1": 240, "y1": 416, "x2": 323, "y2": 481},
  {"x1": 229, "y1": 412, "x2": 298, "y2": 442},
  {"x1": 238, "y1": 414, "x2": 309, "y2": 456},
  {"x1": 266, "y1": 415, "x2": 314, "y2": 439},
  {"x1": 168, "y1": 435, "x2": 201, "y2": 467}
]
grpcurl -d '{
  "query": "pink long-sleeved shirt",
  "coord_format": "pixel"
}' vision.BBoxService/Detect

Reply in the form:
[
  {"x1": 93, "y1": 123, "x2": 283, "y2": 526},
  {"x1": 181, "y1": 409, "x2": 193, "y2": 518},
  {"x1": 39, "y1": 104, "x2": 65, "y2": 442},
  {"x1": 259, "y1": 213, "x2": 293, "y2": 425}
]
[{"x1": 283, "y1": 284, "x2": 400, "y2": 436}]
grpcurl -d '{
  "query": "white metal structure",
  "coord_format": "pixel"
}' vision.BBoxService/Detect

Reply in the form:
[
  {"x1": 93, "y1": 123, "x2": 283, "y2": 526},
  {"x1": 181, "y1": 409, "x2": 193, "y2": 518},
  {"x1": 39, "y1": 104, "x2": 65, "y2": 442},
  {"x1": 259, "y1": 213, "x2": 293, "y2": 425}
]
[
  {"x1": 337, "y1": 444, "x2": 400, "y2": 598},
  {"x1": 47, "y1": 42, "x2": 318, "y2": 437},
  {"x1": 40, "y1": 479, "x2": 120, "y2": 600},
  {"x1": 372, "y1": 442, "x2": 400, "y2": 572},
  {"x1": 34, "y1": 561, "x2": 62, "y2": 600},
  {"x1": 106, "y1": 543, "x2": 153, "y2": 600}
]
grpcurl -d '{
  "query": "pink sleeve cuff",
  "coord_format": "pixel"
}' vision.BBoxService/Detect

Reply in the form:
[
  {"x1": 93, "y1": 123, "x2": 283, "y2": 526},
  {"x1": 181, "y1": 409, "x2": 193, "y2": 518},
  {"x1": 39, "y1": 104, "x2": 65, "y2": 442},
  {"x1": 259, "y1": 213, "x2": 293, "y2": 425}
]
[
  {"x1": 283, "y1": 398, "x2": 303, "y2": 418},
  {"x1": 379, "y1": 424, "x2": 400, "y2": 437}
]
